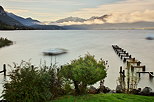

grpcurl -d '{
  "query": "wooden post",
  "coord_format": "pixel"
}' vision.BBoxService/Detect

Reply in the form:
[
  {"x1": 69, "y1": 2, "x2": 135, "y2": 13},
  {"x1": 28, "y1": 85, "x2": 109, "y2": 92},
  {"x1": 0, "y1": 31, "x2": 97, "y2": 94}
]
[
  {"x1": 132, "y1": 58, "x2": 135, "y2": 61},
  {"x1": 122, "y1": 70, "x2": 125, "y2": 81},
  {"x1": 120, "y1": 66, "x2": 122, "y2": 73},
  {"x1": 149, "y1": 72, "x2": 153, "y2": 78},
  {"x1": 138, "y1": 73, "x2": 141, "y2": 78},
  {"x1": 57, "y1": 68, "x2": 60, "y2": 72},
  {"x1": 131, "y1": 66, "x2": 134, "y2": 72},
  {"x1": 31, "y1": 65, "x2": 34, "y2": 70},
  {"x1": 3, "y1": 64, "x2": 6, "y2": 76},
  {"x1": 123, "y1": 58, "x2": 126, "y2": 62},
  {"x1": 142, "y1": 66, "x2": 146, "y2": 72},
  {"x1": 137, "y1": 61, "x2": 141, "y2": 66}
]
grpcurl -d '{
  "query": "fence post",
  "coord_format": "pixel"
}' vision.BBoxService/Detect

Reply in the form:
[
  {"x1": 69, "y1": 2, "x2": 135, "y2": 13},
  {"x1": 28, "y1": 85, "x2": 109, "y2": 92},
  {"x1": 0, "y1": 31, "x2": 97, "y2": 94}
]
[{"x1": 3, "y1": 64, "x2": 6, "y2": 76}]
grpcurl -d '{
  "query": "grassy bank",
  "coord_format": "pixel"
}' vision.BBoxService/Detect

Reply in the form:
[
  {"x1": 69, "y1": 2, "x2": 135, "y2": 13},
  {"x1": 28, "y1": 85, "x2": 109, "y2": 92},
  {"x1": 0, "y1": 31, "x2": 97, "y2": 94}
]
[
  {"x1": 52, "y1": 93, "x2": 154, "y2": 102},
  {"x1": 0, "y1": 37, "x2": 13, "y2": 48}
]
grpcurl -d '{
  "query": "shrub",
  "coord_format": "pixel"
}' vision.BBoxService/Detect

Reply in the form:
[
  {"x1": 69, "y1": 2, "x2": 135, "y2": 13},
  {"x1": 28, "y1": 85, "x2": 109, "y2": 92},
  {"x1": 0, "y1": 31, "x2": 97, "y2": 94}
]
[
  {"x1": 1, "y1": 61, "x2": 61, "y2": 102},
  {"x1": 59, "y1": 54, "x2": 107, "y2": 95}
]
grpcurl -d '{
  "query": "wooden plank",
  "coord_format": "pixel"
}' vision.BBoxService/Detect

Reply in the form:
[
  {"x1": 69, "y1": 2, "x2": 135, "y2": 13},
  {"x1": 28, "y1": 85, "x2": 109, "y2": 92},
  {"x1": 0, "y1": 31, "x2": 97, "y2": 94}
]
[
  {"x1": 131, "y1": 65, "x2": 146, "y2": 71},
  {"x1": 120, "y1": 55, "x2": 131, "y2": 59},
  {"x1": 123, "y1": 58, "x2": 135, "y2": 62}
]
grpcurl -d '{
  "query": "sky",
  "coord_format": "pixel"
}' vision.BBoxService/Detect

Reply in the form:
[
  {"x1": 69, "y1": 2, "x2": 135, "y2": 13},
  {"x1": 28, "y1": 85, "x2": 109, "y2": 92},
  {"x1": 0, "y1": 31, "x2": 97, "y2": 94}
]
[{"x1": 1, "y1": 0, "x2": 154, "y2": 23}]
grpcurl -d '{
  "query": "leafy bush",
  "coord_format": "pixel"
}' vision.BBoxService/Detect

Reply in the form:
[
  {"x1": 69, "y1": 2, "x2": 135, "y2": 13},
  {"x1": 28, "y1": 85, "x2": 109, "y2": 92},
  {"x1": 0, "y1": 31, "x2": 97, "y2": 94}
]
[
  {"x1": 59, "y1": 54, "x2": 107, "y2": 95},
  {"x1": 1, "y1": 61, "x2": 62, "y2": 102}
]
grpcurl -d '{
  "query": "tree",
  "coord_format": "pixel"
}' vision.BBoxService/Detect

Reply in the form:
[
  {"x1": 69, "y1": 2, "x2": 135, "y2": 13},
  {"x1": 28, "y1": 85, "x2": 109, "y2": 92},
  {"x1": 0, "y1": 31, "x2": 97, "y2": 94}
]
[{"x1": 59, "y1": 54, "x2": 107, "y2": 95}]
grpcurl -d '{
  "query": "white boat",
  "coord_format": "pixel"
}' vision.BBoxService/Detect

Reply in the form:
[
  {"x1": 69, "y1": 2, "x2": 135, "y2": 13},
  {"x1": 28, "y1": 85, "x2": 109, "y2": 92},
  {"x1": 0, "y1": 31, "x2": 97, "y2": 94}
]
[{"x1": 43, "y1": 48, "x2": 67, "y2": 55}]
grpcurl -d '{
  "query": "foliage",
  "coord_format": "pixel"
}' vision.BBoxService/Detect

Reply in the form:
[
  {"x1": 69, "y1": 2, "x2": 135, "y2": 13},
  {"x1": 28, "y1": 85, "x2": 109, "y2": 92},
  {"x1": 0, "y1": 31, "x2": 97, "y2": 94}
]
[
  {"x1": 1, "y1": 54, "x2": 107, "y2": 101},
  {"x1": 59, "y1": 54, "x2": 107, "y2": 95},
  {"x1": 0, "y1": 37, "x2": 13, "y2": 48},
  {"x1": 1, "y1": 61, "x2": 63, "y2": 102},
  {"x1": 52, "y1": 93, "x2": 154, "y2": 102},
  {"x1": 0, "y1": 21, "x2": 35, "y2": 30},
  {"x1": 0, "y1": 21, "x2": 15, "y2": 30}
]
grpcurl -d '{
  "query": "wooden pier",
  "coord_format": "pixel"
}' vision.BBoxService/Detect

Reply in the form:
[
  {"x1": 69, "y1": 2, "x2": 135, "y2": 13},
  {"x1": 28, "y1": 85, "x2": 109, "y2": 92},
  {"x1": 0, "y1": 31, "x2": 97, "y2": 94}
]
[
  {"x1": 112, "y1": 45, "x2": 154, "y2": 78},
  {"x1": 137, "y1": 72, "x2": 154, "y2": 78},
  {"x1": 131, "y1": 65, "x2": 146, "y2": 72}
]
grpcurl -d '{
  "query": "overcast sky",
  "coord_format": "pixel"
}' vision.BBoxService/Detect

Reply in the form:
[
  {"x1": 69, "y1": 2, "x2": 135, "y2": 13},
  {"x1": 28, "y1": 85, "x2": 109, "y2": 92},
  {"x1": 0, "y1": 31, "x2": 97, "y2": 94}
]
[{"x1": 1, "y1": 0, "x2": 154, "y2": 22}]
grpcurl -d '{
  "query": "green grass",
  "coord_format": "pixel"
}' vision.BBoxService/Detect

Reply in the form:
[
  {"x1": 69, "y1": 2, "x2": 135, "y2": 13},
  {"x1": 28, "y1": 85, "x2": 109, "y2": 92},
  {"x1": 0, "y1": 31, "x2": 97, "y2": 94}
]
[{"x1": 52, "y1": 93, "x2": 154, "y2": 102}]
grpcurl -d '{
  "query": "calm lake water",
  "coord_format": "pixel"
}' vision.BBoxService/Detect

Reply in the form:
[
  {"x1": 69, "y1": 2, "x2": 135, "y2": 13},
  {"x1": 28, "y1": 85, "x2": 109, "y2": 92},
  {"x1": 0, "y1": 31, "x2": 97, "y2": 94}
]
[{"x1": 0, "y1": 30, "x2": 154, "y2": 94}]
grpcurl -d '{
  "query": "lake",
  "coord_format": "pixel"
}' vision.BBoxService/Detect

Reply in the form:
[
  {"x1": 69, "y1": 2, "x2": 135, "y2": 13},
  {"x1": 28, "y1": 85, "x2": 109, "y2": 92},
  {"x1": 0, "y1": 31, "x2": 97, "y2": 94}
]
[{"x1": 0, "y1": 30, "x2": 154, "y2": 94}]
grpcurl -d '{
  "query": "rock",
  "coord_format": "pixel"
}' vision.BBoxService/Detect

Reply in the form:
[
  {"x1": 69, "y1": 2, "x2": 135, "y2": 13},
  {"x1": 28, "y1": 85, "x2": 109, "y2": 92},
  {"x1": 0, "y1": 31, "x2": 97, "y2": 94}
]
[
  {"x1": 98, "y1": 86, "x2": 111, "y2": 93},
  {"x1": 88, "y1": 86, "x2": 97, "y2": 94},
  {"x1": 104, "y1": 87, "x2": 111, "y2": 93},
  {"x1": 109, "y1": 90, "x2": 116, "y2": 93},
  {"x1": 141, "y1": 87, "x2": 152, "y2": 95},
  {"x1": 131, "y1": 88, "x2": 141, "y2": 95},
  {"x1": 150, "y1": 92, "x2": 154, "y2": 96},
  {"x1": 97, "y1": 80, "x2": 111, "y2": 93},
  {"x1": 99, "y1": 80, "x2": 105, "y2": 93},
  {"x1": 99, "y1": 85, "x2": 105, "y2": 93},
  {"x1": 116, "y1": 85, "x2": 123, "y2": 93}
]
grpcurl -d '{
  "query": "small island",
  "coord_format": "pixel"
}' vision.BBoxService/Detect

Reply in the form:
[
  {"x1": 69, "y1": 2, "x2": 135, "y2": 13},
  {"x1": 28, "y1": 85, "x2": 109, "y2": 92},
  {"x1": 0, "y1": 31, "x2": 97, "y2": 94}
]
[{"x1": 0, "y1": 37, "x2": 13, "y2": 48}]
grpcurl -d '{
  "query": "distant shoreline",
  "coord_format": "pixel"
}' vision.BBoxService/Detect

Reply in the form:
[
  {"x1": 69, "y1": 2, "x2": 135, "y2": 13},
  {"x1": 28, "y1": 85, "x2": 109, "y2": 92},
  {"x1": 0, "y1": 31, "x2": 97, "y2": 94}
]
[{"x1": 0, "y1": 28, "x2": 154, "y2": 31}]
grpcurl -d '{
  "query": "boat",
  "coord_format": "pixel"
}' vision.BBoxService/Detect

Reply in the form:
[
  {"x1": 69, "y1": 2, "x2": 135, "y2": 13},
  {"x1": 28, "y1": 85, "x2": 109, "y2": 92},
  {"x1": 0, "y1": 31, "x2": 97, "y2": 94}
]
[
  {"x1": 43, "y1": 48, "x2": 67, "y2": 55},
  {"x1": 146, "y1": 35, "x2": 154, "y2": 40}
]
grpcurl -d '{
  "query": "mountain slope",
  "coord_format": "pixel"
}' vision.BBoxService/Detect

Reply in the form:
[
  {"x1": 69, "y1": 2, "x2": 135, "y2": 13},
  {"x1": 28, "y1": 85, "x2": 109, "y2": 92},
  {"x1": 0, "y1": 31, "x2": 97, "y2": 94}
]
[
  {"x1": 0, "y1": 6, "x2": 23, "y2": 26},
  {"x1": 0, "y1": 21, "x2": 15, "y2": 30},
  {"x1": 7, "y1": 12, "x2": 41, "y2": 26}
]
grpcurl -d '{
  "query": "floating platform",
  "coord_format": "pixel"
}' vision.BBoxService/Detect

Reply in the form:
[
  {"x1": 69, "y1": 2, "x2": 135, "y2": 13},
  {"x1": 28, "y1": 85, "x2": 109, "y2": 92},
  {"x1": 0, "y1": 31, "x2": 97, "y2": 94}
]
[{"x1": 43, "y1": 48, "x2": 67, "y2": 55}]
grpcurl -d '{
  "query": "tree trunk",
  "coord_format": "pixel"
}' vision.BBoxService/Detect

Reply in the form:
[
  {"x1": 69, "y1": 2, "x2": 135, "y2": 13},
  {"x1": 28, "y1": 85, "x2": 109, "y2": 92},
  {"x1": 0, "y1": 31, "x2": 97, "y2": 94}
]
[
  {"x1": 73, "y1": 81, "x2": 80, "y2": 95},
  {"x1": 81, "y1": 83, "x2": 87, "y2": 94}
]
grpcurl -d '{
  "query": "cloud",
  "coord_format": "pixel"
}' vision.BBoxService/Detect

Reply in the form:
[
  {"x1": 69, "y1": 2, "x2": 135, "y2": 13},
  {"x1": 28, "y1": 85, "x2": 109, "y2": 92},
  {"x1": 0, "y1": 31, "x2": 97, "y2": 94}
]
[
  {"x1": 106, "y1": 10, "x2": 154, "y2": 23},
  {"x1": 64, "y1": 0, "x2": 154, "y2": 24},
  {"x1": 6, "y1": 9, "x2": 29, "y2": 14},
  {"x1": 6, "y1": 0, "x2": 84, "y2": 5},
  {"x1": 4, "y1": 0, "x2": 154, "y2": 23}
]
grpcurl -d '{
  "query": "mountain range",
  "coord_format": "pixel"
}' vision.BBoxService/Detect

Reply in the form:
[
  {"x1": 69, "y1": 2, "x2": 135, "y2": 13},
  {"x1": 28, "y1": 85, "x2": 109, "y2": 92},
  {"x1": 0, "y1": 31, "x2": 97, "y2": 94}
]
[
  {"x1": 0, "y1": 6, "x2": 64, "y2": 30},
  {"x1": 55, "y1": 15, "x2": 154, "y2": 30},
  {"x1": 0, "y1": 5, "x2": 154, "y2": 30},
  {"x1": 55, "y1": 17, "x2": 86, "y2": 23},
  {"x1": 50, "y1": 15, "x2": 110, "y2": 25}
]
